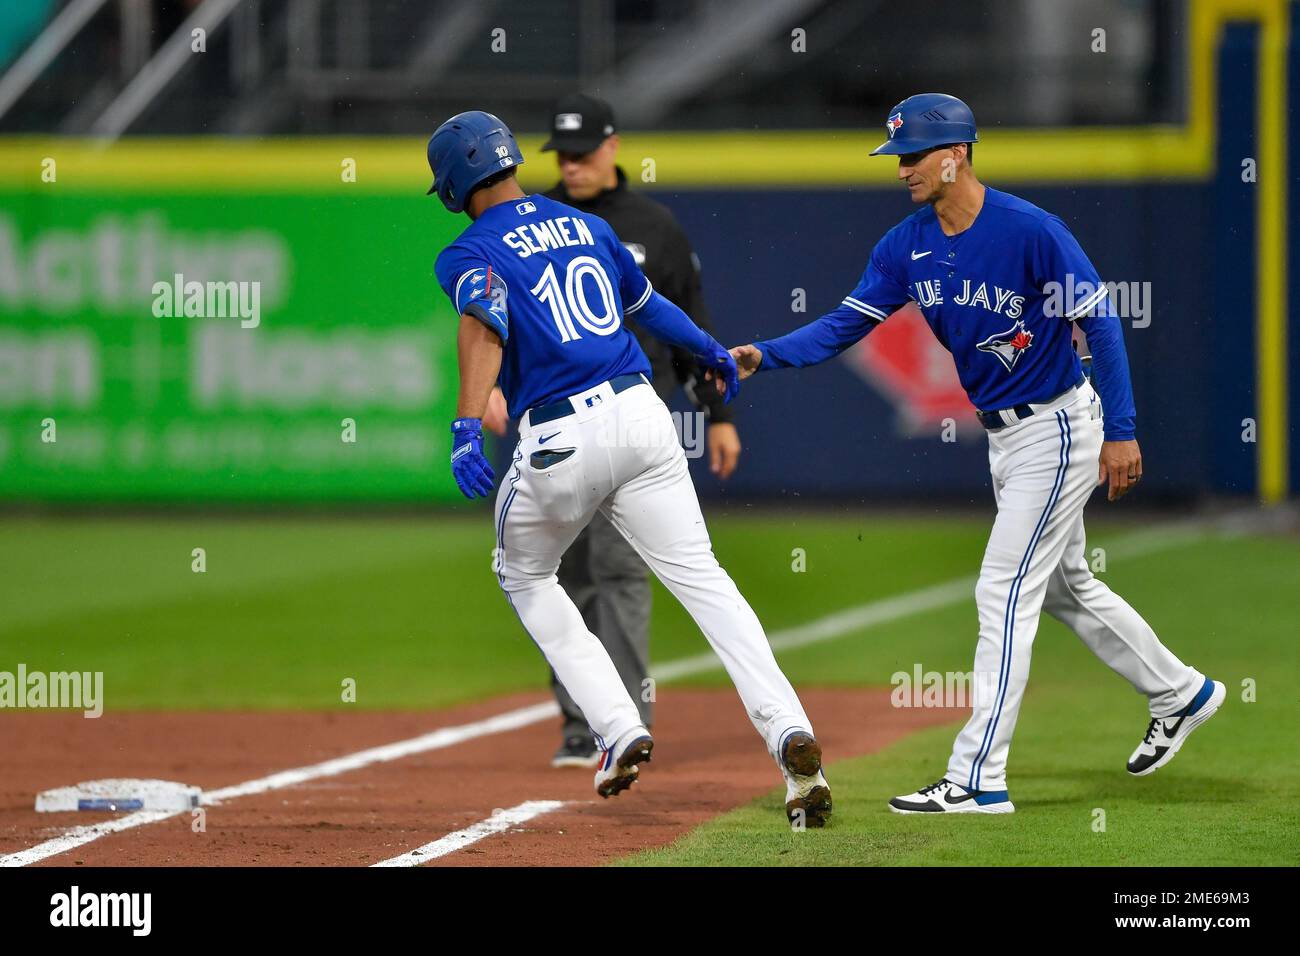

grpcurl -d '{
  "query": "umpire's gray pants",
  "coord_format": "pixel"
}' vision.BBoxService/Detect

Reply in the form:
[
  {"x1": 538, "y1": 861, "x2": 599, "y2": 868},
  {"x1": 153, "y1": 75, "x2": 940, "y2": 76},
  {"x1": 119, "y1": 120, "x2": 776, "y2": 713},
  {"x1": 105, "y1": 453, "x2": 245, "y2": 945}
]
[{"x1": 551, "y1": 509, "x2": 653, "y2": 739}]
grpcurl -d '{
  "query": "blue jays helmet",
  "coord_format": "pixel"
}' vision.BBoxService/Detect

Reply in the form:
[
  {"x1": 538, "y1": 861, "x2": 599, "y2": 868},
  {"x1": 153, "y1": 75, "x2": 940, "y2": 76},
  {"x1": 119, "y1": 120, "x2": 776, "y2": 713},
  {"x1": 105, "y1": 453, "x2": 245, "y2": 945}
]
[
  {"x1": 870, "y1": 93, "x2": 978, "y2": 156},
  {"x1": 426, "y1": 110, "x2": 524, "y2": 212}
]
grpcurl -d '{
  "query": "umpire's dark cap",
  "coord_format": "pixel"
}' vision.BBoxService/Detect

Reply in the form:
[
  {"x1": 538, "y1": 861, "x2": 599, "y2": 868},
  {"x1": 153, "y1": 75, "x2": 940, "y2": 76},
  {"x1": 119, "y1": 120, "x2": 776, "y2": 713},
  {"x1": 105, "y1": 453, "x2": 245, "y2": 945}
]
[{"x1": 541, "y1": 94, "x2": 616, "y2": 154}]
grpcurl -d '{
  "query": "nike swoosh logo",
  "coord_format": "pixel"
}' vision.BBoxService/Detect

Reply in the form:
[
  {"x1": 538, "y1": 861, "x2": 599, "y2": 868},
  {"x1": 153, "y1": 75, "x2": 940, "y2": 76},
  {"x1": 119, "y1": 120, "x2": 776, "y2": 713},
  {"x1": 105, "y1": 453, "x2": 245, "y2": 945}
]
[
  {"x1": 911, "y1": 250, "x2": 933, "y2": 260},
  {"x1": 943, "y1": 788, "x2": 976, "y2": 805},
  {"x1": 538, "y1": 432, "x2": 561, "y2": 445},
  {"x1": 1163, "y1": 712, "x2": 1187, "y2": 736}
]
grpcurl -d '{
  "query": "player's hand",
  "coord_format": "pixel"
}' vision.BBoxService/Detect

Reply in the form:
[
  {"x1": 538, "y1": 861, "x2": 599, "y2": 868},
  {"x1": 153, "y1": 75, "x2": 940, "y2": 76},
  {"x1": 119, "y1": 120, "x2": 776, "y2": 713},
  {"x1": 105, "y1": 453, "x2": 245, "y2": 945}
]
[
  {"x1": 697, "y1": 340, "x2": 740, "y2": 404},
  {"x1": 482, "y1": 387, "x2": 509, "y2": 437},
  {"x1": 450, "y1": 418, "x2": 495, "y2": 499},
  {"x1": 729, "y1": 344, "x2": 764, "y2": 380},
  {"x1": 1098, "y1": 439, "x2": 1142, "y2": 502},
  {"x1": 707, "y1": 423, "x2": 742, "y2": 480}
]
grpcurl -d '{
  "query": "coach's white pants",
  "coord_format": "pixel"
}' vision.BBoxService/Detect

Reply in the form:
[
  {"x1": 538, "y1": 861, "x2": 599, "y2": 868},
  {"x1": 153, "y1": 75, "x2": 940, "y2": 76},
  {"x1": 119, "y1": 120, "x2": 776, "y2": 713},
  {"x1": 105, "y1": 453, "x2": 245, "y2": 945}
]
[
  {"x1": 494, "y1": 378, "x2": 813, "y2": 760},
  {"x1": 946, "y1": 380, "x2": 1204, "y2": 793}
]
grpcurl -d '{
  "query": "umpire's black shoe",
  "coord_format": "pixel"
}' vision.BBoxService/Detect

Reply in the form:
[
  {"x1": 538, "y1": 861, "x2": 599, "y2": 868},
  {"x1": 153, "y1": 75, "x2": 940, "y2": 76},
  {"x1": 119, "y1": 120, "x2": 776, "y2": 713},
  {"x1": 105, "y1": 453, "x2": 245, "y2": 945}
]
[{"x1": 551, "y1": 734, "x2": 600, "y2": 768}]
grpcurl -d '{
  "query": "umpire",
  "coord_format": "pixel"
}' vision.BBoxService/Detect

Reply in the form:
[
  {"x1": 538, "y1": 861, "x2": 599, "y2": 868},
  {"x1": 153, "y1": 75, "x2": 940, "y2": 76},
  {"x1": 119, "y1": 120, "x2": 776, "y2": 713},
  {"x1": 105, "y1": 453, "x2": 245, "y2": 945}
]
[{"x1": 541, "y1": 93, "x2": 742, "y2": 766}]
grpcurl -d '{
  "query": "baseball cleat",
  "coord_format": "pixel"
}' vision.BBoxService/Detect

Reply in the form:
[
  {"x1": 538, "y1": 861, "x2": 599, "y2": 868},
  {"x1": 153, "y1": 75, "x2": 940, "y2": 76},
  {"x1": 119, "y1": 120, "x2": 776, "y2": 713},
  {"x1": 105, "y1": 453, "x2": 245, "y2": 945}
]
[
  {"x1": 1127, "y1": 677, "x2": 1226, "y2": 777},
  {"x1": 551, "y1": 734, "x2": 601, "y2": 769},
  {"x1": 781, "y1": 731, "x2": 832, "y2": 827},
  {"x1": 888, "y1": 779, "x2": 1015, "y2": 814},
  {"x1": 594, "y1": 730, "x2": 654, "y2": 798}
]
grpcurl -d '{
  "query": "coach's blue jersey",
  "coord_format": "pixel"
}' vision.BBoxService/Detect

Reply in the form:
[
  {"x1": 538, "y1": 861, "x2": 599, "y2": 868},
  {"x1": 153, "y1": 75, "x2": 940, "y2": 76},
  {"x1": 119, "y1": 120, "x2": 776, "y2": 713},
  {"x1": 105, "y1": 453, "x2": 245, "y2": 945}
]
[
  {"x1": 435, "y1": 195, "x2": 652, "y2": 418},
  {"x1": 759, "y1": 188, "x2": 1116, "y2": 413}
]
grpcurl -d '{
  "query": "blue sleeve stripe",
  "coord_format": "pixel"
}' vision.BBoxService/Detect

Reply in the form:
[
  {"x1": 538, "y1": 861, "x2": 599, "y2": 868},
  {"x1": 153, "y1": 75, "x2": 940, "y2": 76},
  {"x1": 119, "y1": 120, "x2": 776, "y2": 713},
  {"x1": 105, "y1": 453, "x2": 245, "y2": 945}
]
[
  {"x1": 1066, "y1": 285, "x2": 1108, "y2": 319},
  {"x1": 624, "y1": 277, "x2": 654, "y2": 315},
  {"x1": 842, "y1": 296, "x2": 887, "y2": 321}
]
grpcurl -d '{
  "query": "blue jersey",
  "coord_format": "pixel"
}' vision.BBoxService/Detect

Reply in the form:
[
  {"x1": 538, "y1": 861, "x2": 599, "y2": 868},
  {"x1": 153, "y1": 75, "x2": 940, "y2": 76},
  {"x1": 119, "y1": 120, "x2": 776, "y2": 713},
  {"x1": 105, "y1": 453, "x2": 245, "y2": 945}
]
[
  {"x1": 756, "y1": 187, "x2": 1136, "y2": 438},
  {"x1": 435, "y1": 194, "x2": 653, "y2": 419}
]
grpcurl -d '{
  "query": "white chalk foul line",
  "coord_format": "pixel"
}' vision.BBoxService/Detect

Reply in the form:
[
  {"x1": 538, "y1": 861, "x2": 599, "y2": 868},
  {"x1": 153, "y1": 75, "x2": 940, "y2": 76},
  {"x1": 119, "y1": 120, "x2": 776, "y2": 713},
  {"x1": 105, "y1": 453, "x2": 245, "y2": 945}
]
[
  {"x1": 0, "y1": 701, "x2": 559, "y2": 868},
  {"x1": 371, "y1": 800, "x2": 567, "y2": 867},
  {"x1": 2, "y1": 518, "x2": 1214, "y2": 867},
  {"x1": 0, "y1": 810, "x2": 183, "y2": 868},
  {"x1": 203, "y1": 701, "x2": 560, "y2": 804}
]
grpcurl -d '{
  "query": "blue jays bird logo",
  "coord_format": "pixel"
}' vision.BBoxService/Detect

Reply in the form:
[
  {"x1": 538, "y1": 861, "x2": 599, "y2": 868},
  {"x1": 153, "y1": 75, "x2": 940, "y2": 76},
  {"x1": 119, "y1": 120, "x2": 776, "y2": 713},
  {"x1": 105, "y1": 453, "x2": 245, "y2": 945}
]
[
  {"x1": 885, "y1": 112, "x2": 904, "y2": 138},
  {"x1": 977, "y1": 320, "x2": 1034, "y2": 371}
]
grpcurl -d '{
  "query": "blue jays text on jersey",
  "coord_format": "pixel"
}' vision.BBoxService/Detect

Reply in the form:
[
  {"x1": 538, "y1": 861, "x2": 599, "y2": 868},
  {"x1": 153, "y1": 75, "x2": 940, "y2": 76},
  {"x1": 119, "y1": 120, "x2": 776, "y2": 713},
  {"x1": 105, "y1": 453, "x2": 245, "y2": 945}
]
[
  {"x1": 434, "y1": 195, "x2": 658, "y2": 419},
  {"x1": 754, "y1": 187, "x2": 1136, "y2": 440}
]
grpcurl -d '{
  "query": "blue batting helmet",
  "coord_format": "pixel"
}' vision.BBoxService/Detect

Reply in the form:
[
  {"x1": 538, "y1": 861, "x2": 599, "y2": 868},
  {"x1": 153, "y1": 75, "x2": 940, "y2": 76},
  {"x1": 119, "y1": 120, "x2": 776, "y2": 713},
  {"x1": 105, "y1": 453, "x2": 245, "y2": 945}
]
[
  {"x1": 870, "y1": 93, "x2": 978, "y2": 156},
  {"x1": 426, "y1": 110, "x2": 524, "y2": 212}
]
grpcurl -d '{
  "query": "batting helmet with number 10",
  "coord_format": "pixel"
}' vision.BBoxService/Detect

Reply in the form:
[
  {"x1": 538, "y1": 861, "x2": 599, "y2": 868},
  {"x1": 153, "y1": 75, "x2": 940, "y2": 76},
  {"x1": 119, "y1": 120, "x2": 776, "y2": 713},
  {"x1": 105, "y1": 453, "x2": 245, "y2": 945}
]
[{"x1": 426, "y1": 110, "x2": 525, "y2": 213}]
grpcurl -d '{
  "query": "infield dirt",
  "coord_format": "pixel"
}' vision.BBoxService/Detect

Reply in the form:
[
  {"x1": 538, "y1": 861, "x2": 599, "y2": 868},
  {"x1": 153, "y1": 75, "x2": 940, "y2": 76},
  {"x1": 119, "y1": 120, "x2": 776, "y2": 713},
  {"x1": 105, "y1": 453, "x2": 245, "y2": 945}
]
[{"x1": 1, "y1": 688, "x2": 961, "y2": 866}]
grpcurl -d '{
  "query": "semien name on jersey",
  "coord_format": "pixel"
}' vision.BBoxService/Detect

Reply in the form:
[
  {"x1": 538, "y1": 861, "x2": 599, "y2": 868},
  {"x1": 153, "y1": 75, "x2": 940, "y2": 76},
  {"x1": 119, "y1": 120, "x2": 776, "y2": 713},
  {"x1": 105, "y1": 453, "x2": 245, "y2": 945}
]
[{"x1": 502, "y1": 216, "x2": 596, "y2": 259}]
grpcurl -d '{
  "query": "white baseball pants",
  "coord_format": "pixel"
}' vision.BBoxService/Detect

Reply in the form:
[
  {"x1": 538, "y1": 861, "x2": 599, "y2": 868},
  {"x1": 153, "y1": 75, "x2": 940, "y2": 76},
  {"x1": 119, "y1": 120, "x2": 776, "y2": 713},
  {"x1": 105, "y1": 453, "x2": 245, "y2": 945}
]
[
  {"x1": 493, "y1": 377, "x2": 814, "y2": 759},
  {"x1": 946, "y1": 379, "x2": 1205, "y2": 793}
]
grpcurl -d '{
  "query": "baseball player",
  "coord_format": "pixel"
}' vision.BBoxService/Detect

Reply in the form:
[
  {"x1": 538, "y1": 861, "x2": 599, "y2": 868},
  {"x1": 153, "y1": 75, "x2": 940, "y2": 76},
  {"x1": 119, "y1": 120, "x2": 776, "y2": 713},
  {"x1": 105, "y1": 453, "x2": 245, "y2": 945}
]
[
  {"x1": 428, "y1": 110, "x2": 831, "y2": 826},
  {"x1": 539, "y1": 93, "x2": 742, "y2": 768},
  {"x1": 729, "y1": 94, "x2": 1225, "y2": 814}
]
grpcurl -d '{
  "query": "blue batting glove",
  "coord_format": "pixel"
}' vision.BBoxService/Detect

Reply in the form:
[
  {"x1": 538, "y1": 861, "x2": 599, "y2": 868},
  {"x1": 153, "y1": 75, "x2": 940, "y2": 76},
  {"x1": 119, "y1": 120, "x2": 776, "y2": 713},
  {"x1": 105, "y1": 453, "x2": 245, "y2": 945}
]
[
  {"x1": 450, "y1": 418, "x2": 495, "y2": 499},
  {"x1": 696, "y1": 340, "x2": 741, "y2": 404}
]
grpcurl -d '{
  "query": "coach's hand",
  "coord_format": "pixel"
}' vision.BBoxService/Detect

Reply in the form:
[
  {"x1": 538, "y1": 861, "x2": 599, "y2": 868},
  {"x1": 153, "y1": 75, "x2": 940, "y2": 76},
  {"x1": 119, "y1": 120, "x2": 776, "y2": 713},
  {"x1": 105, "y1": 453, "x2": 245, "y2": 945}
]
[
  {"x1": 729, "y1": 344, "x2": 763, "y2": 380},
  {"x1": 450, "y1": 418, "x2": 495, "y2": 499},
  {"x1": 1099, "y1": 439, "x2": 1142, "y2": 502},
  {"x1": 698, "y1": 340, "x2": 740, "y2": 404}
]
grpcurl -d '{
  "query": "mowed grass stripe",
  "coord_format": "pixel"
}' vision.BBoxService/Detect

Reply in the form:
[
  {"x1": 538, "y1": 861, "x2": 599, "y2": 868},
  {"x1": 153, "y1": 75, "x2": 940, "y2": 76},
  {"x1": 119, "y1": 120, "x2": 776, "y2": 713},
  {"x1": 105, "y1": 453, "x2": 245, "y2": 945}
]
[
  {"x1": 1, "y1": 514, "x2": 1210, "y2": 709},
  {"x1": 0, "y1": 515, "x2": 989, "y2": 709}
]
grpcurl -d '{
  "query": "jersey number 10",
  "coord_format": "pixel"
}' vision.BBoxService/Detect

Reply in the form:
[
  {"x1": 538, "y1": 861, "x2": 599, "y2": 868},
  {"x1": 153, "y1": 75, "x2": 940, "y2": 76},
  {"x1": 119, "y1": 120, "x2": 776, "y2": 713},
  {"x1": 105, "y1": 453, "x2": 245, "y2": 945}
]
[{"x1": 530, "y1": 256, "x2": 622, "y2": 342}]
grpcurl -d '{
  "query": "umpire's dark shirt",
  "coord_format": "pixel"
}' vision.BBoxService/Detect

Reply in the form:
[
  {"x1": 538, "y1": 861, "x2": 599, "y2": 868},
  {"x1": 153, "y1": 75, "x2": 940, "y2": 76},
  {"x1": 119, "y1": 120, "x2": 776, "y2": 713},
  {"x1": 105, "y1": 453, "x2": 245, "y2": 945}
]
[{"x1": 544, "y1": 168, "x2": 733, "y2": 423}]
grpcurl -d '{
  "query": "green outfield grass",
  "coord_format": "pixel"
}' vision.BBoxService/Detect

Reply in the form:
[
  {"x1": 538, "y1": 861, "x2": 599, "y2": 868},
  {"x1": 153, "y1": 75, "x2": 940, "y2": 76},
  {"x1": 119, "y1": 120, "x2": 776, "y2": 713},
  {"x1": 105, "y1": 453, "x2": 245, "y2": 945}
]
[
  {"x1": 626, "y1": 528, "x2": 1300, "y2": 866},
  {"x1": 2, "y1": 509, "x2": 1296, "y2": 865},
  {"x1": 0, "y1": 510, "x2": 994, "y2": 709}
]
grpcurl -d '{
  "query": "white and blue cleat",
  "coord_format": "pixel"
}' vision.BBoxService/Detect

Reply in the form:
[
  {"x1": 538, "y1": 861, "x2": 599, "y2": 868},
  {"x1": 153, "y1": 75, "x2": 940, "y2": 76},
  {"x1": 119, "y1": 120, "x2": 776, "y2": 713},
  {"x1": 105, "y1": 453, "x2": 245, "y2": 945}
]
[
  {"x1": 888, "y1": 678, "x2": 1226, "y2": 814},
  {"x1": 1126, "y1": 677, "x2": 1226, "y2": 777},
  {"x1": 889, "y1": 779, "x2": 1015, "y2": 814},
  {"x1": 593, "y1": 729, "x2": 654, "y2": 798}
]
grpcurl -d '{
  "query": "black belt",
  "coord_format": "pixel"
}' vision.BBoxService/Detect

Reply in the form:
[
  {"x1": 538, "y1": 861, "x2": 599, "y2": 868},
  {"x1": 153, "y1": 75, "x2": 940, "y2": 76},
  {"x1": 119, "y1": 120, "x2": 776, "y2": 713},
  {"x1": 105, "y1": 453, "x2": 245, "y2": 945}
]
[
  {"x1": 977, "y1": 374, "x2": 1086, "y2": 431},
  {"x1": 527, "y1": 373, "x2": 648, "y2": 428}
]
